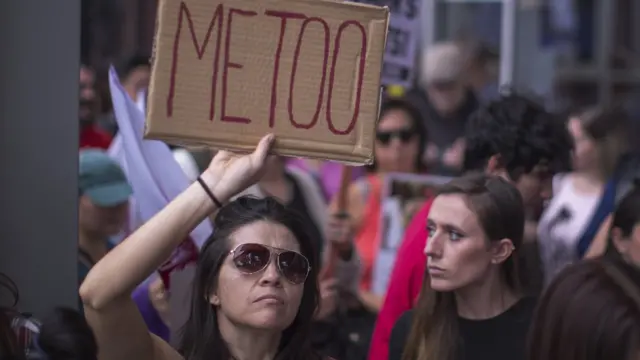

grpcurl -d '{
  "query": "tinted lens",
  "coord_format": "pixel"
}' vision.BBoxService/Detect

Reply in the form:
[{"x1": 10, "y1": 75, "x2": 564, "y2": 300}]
[
  {"x1": 277, "y1": 251, "x2": 310, "y2": 284},
  {"x1": 376, "y1": 132, "x2": 392, "y2": 145},
  {"x1": 232, "y1": 244, "x2": 271, "y2": 273},
  {"x1": 398, "y1": 130, "x2": 414, "y2": 143}
]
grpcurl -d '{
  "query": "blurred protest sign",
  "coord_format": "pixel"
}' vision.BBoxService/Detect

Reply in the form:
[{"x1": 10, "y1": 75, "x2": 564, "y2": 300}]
[
  {"x1": 350, "y1": 0, "x2": 421, "y2": 87},
  {"x1": 371, "y1": 173, "x2": 452, "y2": 295},
  {"x1": 146, "y1": 0, "x2": 390, "y2": 165}
]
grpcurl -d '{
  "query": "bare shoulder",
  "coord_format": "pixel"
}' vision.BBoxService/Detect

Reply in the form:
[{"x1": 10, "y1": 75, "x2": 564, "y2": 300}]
[{"x1": 150, "y1": 333, "x2": 184, "y2": 360}]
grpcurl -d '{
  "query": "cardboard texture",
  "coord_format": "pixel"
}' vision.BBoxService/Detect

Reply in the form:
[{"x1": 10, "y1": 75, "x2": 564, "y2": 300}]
[{"x1": 146, "y1": 0, "x2": 389, "y2": 165}]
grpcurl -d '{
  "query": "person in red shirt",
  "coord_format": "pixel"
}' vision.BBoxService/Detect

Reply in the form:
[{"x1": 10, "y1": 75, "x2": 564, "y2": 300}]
[
  {"x1": 368, "y1": 93, "x2": 574, "y2": 360},
  {"x1": 79, "y1": 65, "x2": 112, "y2": 150}
]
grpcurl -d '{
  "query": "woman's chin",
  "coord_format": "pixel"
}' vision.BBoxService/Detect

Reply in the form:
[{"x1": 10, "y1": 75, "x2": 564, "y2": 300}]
[
  {"x1": 430, "y1": 278, "x2": 457, "y2": 292},
  {"x1": 246, "y1": 311, "x2": 295, "y2": 331}
]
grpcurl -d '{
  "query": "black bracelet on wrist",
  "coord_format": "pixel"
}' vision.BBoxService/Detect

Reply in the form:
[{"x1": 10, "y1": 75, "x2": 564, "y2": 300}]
[{"x1": 197, "y1": 176, "x2": 223, "y2": 208}]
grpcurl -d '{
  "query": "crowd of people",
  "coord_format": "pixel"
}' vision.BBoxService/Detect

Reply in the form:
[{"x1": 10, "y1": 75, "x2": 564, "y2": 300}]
[{"x1": 2, "y1": 39, "x2": 640, "y2": 360}]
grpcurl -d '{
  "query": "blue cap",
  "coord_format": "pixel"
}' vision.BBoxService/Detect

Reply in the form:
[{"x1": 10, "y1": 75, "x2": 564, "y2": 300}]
[{"x1": 79, "y1": 149, "x2": 133, "y2": 207}]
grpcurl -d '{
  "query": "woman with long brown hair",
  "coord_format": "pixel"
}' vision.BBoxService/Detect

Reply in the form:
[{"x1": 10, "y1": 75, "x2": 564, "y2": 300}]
[
  {"x1": 389, "y1": 174, "x2": 535, "y2": 360},
  {"x1": 537, "y1": 106, "x2": 632, "y2": 284}
]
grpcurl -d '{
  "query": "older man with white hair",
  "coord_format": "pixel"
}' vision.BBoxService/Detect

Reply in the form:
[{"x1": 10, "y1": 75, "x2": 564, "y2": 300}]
[{"x1": 406, "y1": 41, "x2": 480, "y2": 177}]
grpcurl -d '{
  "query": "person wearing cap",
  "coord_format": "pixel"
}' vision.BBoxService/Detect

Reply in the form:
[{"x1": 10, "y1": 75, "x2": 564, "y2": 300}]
[
  {"x1": 78, "y1": 149, "x2": 132, "y2": 309},
  {"x1": 406, "y1": 42, "x2": 479, "y2": 177}
]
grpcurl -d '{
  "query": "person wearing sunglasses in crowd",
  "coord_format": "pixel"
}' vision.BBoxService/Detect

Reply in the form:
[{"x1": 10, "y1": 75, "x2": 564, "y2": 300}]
[
  {"x1": 389, "y1": 174, "x2": 534, "y2": 360},
  {"x1": 80, "y1": 134, "x2": 330, "y2": 360},
  {"x1": 323, "y1": 97, "x2": 427, "y2": 355},
  {"x1": 232, "y1": 154, "x2": 359, "y2": 358},
  {"x1": 369, "y1": 93, "x2": 573, "y2": 360},
  {"x1": 332, "y1": 97, "x2": 427, "y2": 311}
]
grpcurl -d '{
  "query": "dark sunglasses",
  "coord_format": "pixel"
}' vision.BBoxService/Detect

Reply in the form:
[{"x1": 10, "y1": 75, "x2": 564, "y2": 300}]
[
  {"x1": 229, "y1": 243, "x2": 311, "y2": 284},
  {"x1": 376, "y1": 128, "x2": 415, "y2": 145}
]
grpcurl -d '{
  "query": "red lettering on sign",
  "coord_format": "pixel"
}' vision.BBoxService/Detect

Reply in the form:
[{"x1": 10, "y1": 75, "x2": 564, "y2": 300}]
[
  {"x1": 326, "y1": 20, "x2": 367, "y2": 136},
  {"x1": 289, "y1": 17, "x2": 330, "y2": 130},
  {"x1": 221, "y1": 8, "x2": 258, "y2": 124},
  {"x1": 167, "y1": 2, "x2": 223, "y2": 119},
  {"x1": 264, "y1": 11, "x2": 306, "y2": 128},
  {"x1": 167, "y1": 5, "x2": 370, "y2": 135}
]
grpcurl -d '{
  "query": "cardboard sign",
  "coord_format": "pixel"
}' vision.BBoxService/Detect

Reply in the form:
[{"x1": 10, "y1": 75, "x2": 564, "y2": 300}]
[
  {"x1": 146, "y1": 0, "x2": 390, "y2": 165},
  {"x1": 350, "y1": 0, "x2": 421, "y2": 87}
]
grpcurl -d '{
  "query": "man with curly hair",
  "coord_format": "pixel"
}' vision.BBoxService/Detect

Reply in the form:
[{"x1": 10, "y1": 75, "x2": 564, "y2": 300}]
[{"x1": 368, "y1": 93, "x2": 573, "y2": 360}]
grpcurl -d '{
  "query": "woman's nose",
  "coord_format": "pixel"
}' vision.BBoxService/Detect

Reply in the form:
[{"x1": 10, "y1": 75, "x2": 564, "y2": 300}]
[
  {"x1": 424, "y1": 233, "x2": 442, "y2": 258},
  {"x1": 259, "y1": 260, "x2": 282, "y2": 286},
  {"x1": 389, "y1": 137, "x2": 404, "y2": 149}
]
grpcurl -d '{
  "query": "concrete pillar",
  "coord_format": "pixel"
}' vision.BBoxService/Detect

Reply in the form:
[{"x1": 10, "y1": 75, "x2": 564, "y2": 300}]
[{"x1": 0, "y1": 1, "x2": 80, "y2": 316}]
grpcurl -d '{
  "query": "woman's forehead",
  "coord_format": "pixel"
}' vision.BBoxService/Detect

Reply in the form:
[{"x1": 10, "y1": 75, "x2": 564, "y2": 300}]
[
  {"x1": 229, "y1": 220, "x2": 300, "y2": 252},
  {"x1": 379, "y1": 109, "x2": 410, "y2": 129},
  {"x1": 428, "y1": 194, "x2": 481, "y2": 231}
]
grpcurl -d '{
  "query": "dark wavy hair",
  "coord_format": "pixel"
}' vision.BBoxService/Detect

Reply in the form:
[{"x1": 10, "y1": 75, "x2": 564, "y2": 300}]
[
  {"x1": 463, "y1": 92, "x2": 573, "y2": 179},
  {"x1": 402, "y1": 174, "x2": 526, "y2": 360},
  {"x1": 179, "y1": 196, "x2": 321, "y2": 360}
]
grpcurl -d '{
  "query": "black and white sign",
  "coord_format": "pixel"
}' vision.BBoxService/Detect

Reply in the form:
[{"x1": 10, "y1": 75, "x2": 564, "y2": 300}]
[{"x1": 350, "y1": 0, "x2": 422, "y2": 87}]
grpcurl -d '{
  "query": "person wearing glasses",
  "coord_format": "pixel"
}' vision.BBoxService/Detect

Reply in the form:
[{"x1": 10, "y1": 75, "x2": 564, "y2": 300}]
[
  {"x1": 329, "y1": 97, "x2": 427, "y2": 314},
  {"x1": 321, "y1": 97, "x2": 427, "y2": 356},
  {"x1": 80, "y1": 134, "x2": 329, "y2": 360}
]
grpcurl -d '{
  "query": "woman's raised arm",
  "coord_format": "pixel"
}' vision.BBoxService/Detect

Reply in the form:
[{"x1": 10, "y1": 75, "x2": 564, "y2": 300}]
[{"x1": 80, "y1": 134, "x2": 274, "y2": 360}]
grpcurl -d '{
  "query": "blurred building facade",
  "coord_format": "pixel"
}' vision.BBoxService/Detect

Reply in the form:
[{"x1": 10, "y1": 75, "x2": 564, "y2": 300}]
[
  {"x1": 81, "y1": 0, "x2": 639, "y2": 111},
  {"x1": 81, "y1": 0, "x2": 156, "y2": 68}
]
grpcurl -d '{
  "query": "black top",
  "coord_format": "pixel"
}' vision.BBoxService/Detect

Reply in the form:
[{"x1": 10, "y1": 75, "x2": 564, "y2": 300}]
[{"x1": 389, "y1": 297, "x2": 537, "y2": 360}]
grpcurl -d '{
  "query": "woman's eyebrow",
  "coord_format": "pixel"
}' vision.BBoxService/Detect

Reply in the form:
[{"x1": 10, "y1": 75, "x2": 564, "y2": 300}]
[{"x1": 427, "y1": 218, "x2": 465, "y2": 232}]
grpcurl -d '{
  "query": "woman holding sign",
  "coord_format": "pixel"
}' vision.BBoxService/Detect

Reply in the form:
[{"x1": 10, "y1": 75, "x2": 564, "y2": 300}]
[{"x1": 80, "y1": 135, "x2": 329, "y2": 360}]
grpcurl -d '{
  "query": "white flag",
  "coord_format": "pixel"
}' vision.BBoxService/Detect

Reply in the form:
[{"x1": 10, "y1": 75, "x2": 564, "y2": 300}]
[{"x1": 106, "y1": 66, "x2": 212, "y2": 251}]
